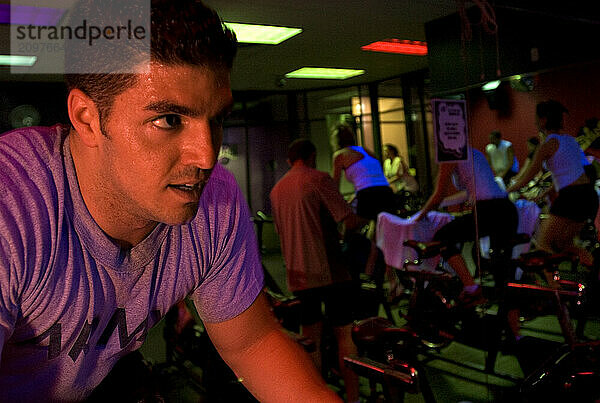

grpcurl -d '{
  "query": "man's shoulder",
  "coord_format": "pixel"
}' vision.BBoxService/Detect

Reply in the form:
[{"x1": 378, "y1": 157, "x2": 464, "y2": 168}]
[
  {"x1": 275, "y1": 166, "x2": 331, "y2": 187},
  {"x1": 208, "y1": 163, "x2": 237, "y2": 187},
  {"x1": 0, "y1": 124, "x2": 66, "y2": 154},
  {"x1": 0, "y1": 126, "x2": 67, "y2": 267},
  {"x1": 199, "y1": 164, "x2": 244, "y2": 210},
  {"x1": 0, "y1": 124, "x2": 67, "y2": 193}
]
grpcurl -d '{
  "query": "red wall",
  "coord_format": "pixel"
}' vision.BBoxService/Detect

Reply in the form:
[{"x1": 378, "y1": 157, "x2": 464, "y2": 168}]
[{"x1": 467, "y1": 60, "x2": 600, "y2": 165}]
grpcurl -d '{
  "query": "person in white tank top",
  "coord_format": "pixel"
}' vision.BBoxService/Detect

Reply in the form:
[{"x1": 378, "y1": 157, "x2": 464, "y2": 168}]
[{"x1": 508, "y1": 100, "x2": 598, "y2": 267}]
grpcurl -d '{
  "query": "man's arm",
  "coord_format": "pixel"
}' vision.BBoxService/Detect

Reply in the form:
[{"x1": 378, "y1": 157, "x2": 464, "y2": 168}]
[
  {"x1": 203, "y1": 292, "x2": 341, "y2": 402},
  {"x1": 498, "y1": 144, "x2": 516, "y2": 177}
]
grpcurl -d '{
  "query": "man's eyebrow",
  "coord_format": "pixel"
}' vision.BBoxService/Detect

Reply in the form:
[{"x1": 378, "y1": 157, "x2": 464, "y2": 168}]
[
  {"x1": 144, "y1": 99, "x2": 234, "y2": 118},
  {"x1": 144, "y1": 101, "x2": 201, "y2": 117}
]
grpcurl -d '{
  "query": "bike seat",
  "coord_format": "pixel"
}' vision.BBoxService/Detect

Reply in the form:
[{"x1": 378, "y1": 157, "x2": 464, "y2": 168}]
[
  {"x1": 352, "y1": 317, "x2": 418, "y2": 348},
  {"x1": 516, "y1": 250, "x2": 577, "y2": 271},
  {"x1": 403, "y1": 240, "x2": 448, "y2": 259}
]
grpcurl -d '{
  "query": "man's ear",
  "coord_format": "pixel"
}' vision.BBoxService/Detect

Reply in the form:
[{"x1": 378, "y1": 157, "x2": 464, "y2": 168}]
[{"x1": 67, "y1": 89, "x2": 103, "y2": 147}]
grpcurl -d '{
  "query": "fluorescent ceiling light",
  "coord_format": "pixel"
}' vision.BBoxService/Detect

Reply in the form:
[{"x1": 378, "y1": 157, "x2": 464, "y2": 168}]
[
  {"x1": 224, "y1": 22, "x2": 302, "y2": 44},
  {"x1": 482, "y1": 80, "x2": 501, "y2": 91},
  {"x1": 285, "y1": 67, "x2": 365, "y2": 80},
  {"x1": 361, "y1": 39, "x2": 428, "y2": 55},
  {"x1": 0, "y1": 55, "x2": 37, "y2": 66}
]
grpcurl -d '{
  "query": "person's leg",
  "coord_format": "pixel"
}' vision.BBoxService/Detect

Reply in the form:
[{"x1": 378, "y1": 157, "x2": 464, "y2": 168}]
[
  {"x1": 535, "y1": 214, "x2": 589, "y2": 288},
  {"x1": 302, "y1": 321, "x2": 324, "y2": 372},
  {"x1": 326, "y1": 282, "x2": 361, "y2": 402},
  {"x1": 537, "y1": 214, "x2": 590, "y2": 264},
  {"x1": 447, "y1": 254, "x2": 476, "y2": 286},
  {"x1": 434, "y1": 214, "x2": 478, "y2": 287},
  {"x1": 295, "y1": 288, "x2": 325, "y2": 371},
  {"x1": 540, "y1": 185, "x2": 599, "y2": 266},
  {"x1": 333, "y1": 324, "x2": 360, "y2": 403}
]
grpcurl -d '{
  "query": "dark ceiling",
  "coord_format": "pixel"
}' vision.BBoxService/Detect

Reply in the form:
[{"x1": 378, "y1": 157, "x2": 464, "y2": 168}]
[
  {"x1": 1, "y1": 1, "x2": 599, "y2": 93},
  {"x1": 204, "y1": 0, "x2": 457, "y2": 92},
  {"x1": 204, "y1": 0, "x2": 600, "y2": 92}
]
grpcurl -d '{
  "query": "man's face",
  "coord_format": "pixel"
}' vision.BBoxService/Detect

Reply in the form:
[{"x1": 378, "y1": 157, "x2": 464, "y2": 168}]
[{"x1": 95, "y1": 63, "x2": 233, "y2": 227}]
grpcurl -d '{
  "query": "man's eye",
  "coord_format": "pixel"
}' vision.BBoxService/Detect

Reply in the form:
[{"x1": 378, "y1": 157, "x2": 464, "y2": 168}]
[{"x1": 152, "y1": 115, "x2": 182, "y2": 129}]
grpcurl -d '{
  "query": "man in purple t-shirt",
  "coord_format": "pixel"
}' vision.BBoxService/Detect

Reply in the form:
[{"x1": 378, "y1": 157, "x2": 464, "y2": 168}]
[{"x1": 0, "y1": 1, "x2": 339, "y2": 401}]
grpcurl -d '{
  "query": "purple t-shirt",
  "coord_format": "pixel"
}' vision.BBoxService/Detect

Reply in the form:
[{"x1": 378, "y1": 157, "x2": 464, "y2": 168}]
[{"x1": 0, "y1": 125, "x2": 264, "y2": 401}]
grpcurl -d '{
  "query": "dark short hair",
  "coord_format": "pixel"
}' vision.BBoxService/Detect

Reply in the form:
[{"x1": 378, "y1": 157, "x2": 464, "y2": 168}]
[
  {"x1": 331, "y1": 124, "x2": 356, "y2": 149},
  {"x1": 536, "y1": 100, "x2": 568, "y2": 131},
  {"x1": 288, "y1": 138, "x2": 316, "y2": 163},
  {"x1": 490, "y1": 130, "x2": 501, "y2": 139},
  {"x1": 64, "y1": 0, "x2": 237, "y2": 127},
  {"x1": 384, "y1": 143, "x2": 398, "y2": 157}
]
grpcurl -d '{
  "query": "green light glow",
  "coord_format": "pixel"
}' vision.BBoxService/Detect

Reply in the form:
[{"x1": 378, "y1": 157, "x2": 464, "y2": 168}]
[
  {"x1": 285, "y1": 67, "x2": 365, "y2": 80},
  {"x1": 0, "y1": 55, "x2": 37, "y2": 66},
  {"x1": 482, "y1": 80, "x2": 501, "y2": 91},
  {"x1": 224, "y1": 22, "x2": 302, "y2": 44}
]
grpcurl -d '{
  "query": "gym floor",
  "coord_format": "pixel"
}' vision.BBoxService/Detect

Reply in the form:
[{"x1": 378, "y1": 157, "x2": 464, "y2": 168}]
[{"x1": 139, "y1": 249, "x2": 600, "y2": 402}]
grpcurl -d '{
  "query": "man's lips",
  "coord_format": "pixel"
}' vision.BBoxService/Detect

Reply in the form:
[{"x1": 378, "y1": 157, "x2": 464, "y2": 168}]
[
  {"x1": 167, "y1": 182, "x2": 201, "y2": 191},
  {"x1": 167, "y1": 181, "x2": 206, "y2": 202}
]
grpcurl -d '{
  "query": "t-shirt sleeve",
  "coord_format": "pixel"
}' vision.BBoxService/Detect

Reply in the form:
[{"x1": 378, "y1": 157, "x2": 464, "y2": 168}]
[
  {"x1": 317, "y1": 173, "x2": 353, "y2": 223},
  {"x1": 190, "y1": 166, "x2": 264, "y2": 323}
]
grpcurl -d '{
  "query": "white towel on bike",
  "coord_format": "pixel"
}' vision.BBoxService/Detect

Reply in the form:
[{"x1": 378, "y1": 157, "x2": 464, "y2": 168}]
[{"x1": 376, "y1": 211, "x2": 454, "y2": 270}]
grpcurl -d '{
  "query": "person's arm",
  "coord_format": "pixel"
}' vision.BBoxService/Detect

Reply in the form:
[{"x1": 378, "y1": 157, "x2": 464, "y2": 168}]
[
  {"x1": 331, "y1": 151, "x2": 344, "y2": 189},
  {"x1": 414, "y1": 162, "x2": 455, "y2": 220},
  {"x1": 342, "y1": 212, "x2": 369, "y2": 233},
  {"x1": 507, "y1": 138, "x2": 558, "y2": 193},
  {"x1": 484, "y1": 149, "x2": 493, "y2": 171},
  {"x1": 438, "y1": 190, "x2": 468, "y2": 208},
  {"x1": 502, "y1": 145, "x2": 516, "y2": 177},
  {"x1": 204, "y1": 292, "x2": 341, "y2": 402}
]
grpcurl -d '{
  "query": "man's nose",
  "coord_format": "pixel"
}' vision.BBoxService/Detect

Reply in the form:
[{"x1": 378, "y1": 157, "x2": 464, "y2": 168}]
[{"x1": 179, "y1": 121, "x2": 218, "y2": 170}]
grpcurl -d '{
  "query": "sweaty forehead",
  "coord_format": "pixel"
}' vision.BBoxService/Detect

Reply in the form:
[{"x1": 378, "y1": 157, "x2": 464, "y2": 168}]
[{"x1": 125, "y1": 63, "x2": 232, "y2": 112}]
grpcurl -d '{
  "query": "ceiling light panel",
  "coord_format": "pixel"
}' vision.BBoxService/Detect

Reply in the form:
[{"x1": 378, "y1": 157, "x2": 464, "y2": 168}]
[
  {"x1": 224, "y1": 22, "x2": 302, "y2": 45},
  {"x1": 285, "y1": 67, "x2": 365, "y2": 80},
  {"x1": 0, "y1": 55, "x2": 37, "y2": 66}
]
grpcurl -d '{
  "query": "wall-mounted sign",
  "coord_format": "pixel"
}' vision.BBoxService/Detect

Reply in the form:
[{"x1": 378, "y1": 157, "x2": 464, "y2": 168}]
[{"x1": 432, "y1": 99, "x2": 469, "y2": 162}]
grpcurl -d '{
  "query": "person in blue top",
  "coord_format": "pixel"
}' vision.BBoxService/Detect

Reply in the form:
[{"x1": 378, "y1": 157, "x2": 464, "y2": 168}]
[
  {"x1": 508, "y1": 100, "x2": 599, "y2": 267},
  {"x1": 330, "y1": 124, "x2": 395, "y2": 220},
  {"x1": 415, "y1": 148, "x2": 518, "y2": 306}
]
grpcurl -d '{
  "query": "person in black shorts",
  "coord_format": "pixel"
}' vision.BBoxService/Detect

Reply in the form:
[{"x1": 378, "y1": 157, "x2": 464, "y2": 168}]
[{"x1": 508, "y1": 100, "x2": 599, "y2": 267}]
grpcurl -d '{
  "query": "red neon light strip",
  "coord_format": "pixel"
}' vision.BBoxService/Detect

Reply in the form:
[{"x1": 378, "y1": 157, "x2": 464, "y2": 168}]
[{"x1": 362, "y1": 40, "x2": 428, "y2": 55}]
